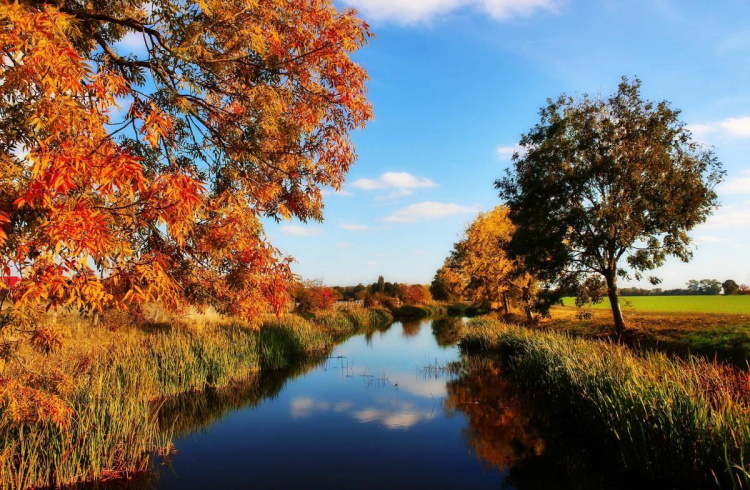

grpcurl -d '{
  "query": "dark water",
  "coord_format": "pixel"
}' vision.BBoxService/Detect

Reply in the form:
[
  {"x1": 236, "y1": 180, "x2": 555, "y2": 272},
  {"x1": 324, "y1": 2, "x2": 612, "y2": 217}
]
[{"x1": 136, "y1": 318, "x2": 575, "y2": 489}]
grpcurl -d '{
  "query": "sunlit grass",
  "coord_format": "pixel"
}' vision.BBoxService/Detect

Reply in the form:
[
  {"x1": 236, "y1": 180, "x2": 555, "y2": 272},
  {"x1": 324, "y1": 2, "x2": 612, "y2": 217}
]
[
  {"x1": 561, "y1": 295, "x2": 750, "y2": 314},
  {"x1": 461, "y1": 316, "x2": 750, "y2": 487}
]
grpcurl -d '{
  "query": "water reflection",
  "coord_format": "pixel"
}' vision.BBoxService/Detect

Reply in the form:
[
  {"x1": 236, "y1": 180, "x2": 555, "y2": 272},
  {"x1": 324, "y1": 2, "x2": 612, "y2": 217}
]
[
  {"x1": 431, "y1": 316, "x2": 464, "y2": 346},
  {"x1": 157, "y1": 355, "x2": 327, "y2": 438},
  {"x1": 444, "y1": 358, "x2": 547, "y2": 472},
  {"x1": 100, "y1": 317, "x2": 590, "y2": 489},
  {"x1": 400, "y1": 320, "x2": 422, "y2": 337}
]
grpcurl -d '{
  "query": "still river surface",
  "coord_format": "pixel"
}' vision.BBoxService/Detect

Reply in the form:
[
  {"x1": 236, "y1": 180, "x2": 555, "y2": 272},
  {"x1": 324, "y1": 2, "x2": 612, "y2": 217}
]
[{"x1": 132, "y1": 318, "x2": 578, "y2": 489}]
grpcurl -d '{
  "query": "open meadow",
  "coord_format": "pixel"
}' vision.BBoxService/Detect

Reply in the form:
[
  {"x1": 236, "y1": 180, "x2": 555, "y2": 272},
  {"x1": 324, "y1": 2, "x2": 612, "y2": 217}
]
[{"x1": 562, "y1": 295, "x2": 750, "y2": 315}]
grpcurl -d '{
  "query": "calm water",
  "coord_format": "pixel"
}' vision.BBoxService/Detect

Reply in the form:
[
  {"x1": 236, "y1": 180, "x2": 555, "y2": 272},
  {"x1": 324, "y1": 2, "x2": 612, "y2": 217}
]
[{"x1": 133, "y1": 318, "x2": 574, "y2": 489}]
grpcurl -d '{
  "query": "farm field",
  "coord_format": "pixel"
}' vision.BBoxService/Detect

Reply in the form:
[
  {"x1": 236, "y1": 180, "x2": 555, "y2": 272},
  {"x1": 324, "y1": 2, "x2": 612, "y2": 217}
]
[{"x1": 561, "y1": 295, "x2": 750, "y2": 315}]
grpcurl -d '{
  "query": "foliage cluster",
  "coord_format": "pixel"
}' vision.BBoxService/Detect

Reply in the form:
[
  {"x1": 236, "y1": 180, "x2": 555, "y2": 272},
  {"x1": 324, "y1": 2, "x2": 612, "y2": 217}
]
[
  {"x1": 0, "y1": 0, "x2": 371, "y2": 384},
  {"x1": 435, "y1": 206, "x2": 543, "y2": 320}
]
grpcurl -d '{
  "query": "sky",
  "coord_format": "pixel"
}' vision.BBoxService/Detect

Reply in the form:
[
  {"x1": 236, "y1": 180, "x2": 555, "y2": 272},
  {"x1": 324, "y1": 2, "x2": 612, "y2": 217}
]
[{"x1": 263, "y1": 0, "x2": 750, "y2": 288}]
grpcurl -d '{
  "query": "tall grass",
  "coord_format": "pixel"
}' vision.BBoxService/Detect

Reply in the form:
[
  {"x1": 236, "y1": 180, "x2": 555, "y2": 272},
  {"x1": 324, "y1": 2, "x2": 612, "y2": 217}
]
[
  {"x1": 461, "y1": 317, "x2": 750, "y2": 487},
  {"x1": 0, "y1": 308, "x2": 392, "y2": 489}
]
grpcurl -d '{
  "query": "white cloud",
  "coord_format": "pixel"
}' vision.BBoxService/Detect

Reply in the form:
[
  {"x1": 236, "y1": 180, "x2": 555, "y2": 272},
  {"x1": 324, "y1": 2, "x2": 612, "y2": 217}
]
[
  {"x1": 382, "y1": 201, "x2": 480, "y2": 223},
  {"x1": 688, "y1": 116, "x2": 750, "y2": 140},
  {"x1": 351, "y1": 403, "x2": 433, "y2": 429},
  {"x1": 696, "y1": 204, "x2": 750, "y2": 229},
  {"x1": 343, "y1": 0, "x2": 558, "y2": 24},
  {"x1": 335, "y1": 242, "x2": 351, "y2": 249},
  {"x1": 694, "y1": 235, "x2": 723, "y2": 245},
  {"x1": 496, "y1": 145, "x2": 522, "y2": 160},
  {"x1": 351, "y1": 172, "x2": 438, "y2": 191},
  {"x1": 340, "y1": 223, "x2": 370, "y2": 231},
  {"x1": 720, "y1": 117, "x2": 750, "y2": 137},
  {"x1": 718, "y1": 171, "x2": 750, "y2": 195},
  {"x1": 280, "y1": 225, "x2": 322, "y2": 237}
]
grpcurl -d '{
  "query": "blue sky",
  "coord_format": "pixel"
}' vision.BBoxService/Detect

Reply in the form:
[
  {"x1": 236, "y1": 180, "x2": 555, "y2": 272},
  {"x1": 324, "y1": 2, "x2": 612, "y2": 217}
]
[{"x1": 264, "y1": 0, "x2": 750, "y2": 288}]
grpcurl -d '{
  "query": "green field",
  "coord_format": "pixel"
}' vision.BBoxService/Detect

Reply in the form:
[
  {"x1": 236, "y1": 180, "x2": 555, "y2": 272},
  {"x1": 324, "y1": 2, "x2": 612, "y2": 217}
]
[{"x1": 561, "y1": 295, "x2": 750, "y2": 315}]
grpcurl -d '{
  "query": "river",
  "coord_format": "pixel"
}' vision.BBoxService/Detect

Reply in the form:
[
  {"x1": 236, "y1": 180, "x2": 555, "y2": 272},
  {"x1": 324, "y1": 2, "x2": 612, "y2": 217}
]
[{"x1": 128, "y1": 317, "x2": 578, "y2": 489}]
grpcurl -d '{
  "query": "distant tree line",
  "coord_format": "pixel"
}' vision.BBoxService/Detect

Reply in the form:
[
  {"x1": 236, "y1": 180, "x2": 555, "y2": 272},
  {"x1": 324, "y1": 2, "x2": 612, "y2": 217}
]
[
  {"x1": 618, "y1": 279, "x2": 749, "y2": 296},
  {"x1": 293, "y1": 276, "x2": 434, "y2": 311}
]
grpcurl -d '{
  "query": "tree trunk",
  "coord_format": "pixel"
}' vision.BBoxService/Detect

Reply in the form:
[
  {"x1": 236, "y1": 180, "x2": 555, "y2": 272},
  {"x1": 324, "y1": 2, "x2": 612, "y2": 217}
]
[
  {"x1": 501, "y1": 292, "x2": 510, "y2": 316},
  {"x1": 522, "y1": 284, "x2": 533, "y2": 323},
  {"x1": 604, "y1": 271, "x2": 626, "y2": 338}
]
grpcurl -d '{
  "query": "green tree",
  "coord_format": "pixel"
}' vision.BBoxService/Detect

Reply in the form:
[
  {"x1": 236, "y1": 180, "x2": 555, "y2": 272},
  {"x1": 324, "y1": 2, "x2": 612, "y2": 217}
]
[
  {"x1": 723, "y1": 279, "x2": 740, "y2": 295},
  {"x1": 377, "y1": 275, "x2": 385, "y2": 293},
  {"x1": 496, "y1": 78, "x2": 723, "y2": 336}
]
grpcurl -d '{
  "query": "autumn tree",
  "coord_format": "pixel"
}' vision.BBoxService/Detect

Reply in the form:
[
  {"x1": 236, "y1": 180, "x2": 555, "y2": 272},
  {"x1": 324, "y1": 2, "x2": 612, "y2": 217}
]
[
  {"x1": 402, "y1": 284, "x2": 431, "y2": 305},
  {"x1": 497, "y1": 78, "x2": 723, "y2": 336},
  {"x1": 0, "y1": 1, "x2": 371, "y2": 363},
  {"x1": 293, "y1": 279, "x2": 337, "y2": 313},
  {"x1": 430, "y1": 266, "x2": 463, "y2": 302},
  {"x1": 376, "y1": 275, "x2": 385, "y2": 293},
  {"x1": 440, "y1": 206, "x2": 538, "y2": 319}
]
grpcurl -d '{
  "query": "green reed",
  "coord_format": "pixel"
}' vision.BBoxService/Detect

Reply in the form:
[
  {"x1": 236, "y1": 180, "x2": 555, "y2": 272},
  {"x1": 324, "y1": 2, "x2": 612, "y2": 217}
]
[{"x1": 461, "y1": 317, "x2": 750, "y2": 488}]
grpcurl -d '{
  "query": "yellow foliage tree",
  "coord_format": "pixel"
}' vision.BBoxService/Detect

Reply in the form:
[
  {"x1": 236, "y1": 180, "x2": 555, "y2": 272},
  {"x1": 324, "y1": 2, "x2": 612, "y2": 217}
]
[{"x1": 441, "y1": 206, "x2": 537, "y2": 320}]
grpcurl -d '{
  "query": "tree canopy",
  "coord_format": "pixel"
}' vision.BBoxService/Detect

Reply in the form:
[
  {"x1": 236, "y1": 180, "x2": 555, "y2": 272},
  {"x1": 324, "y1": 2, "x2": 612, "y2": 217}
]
[
  {"x1": 437, "y1": 205, "x2": 539, "y2": 319},
  {"x1": 0, "y1": 0, "x2": 372, "y2": 353},
  {"x1": 496, "y1": 78, "x2": 723, "y2": 335}
]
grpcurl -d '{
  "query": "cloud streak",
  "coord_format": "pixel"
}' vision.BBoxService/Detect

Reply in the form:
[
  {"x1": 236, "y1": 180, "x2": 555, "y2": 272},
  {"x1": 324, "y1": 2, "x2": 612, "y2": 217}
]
[
  {"x1": 496, "y1": 144, "x2": 523, "y2": 160},
  {"x1": 280, "y1": 225, "x2": 322, "y2": 237},
  {"x1": 688, "y1": 116, "x2": 750, "y2": 140},
  {"x1": 340, "y1": 223, "x2": 370, "y2": 231},
  {"x1": 351, "y1": 172, "x2": 438, "y2": 191},
  {"x1": 382, "y1": 201, "x2": 479, "y2": 223},
  {"x1": 342, "y1": 0, "x2": 559, "y2": 24}
]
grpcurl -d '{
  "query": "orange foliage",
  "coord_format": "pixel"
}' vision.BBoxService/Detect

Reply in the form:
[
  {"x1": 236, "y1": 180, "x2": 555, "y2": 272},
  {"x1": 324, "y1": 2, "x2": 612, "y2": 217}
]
[
  {"x1": 0, "y1": 379, "x2": 72, "y2": 430},
  {"x1": 403, "y1": 285, "x2": 431, "y2": 305},
  {"x1": 0, "y1": 0, "x2": 372, "y2": 420}
]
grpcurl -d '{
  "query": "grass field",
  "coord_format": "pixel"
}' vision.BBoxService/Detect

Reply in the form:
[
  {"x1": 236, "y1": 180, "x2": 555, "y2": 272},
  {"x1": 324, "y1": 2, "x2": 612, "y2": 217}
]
[{"x1": 562, "y1": 295, "x2": 750, "y2": 315}]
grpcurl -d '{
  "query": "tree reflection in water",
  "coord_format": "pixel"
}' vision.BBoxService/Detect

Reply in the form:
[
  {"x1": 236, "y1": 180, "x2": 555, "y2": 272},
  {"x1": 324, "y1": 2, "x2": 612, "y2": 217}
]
[
  {"x1": 444, "y1": 357, "x2": 547, "y2": 473},
  {"x1": 431, "y1": 317, "x2": 463, "y2": 347},
  {"x1": 401, "y1": 320, "x2": 422, "y2": 337}
]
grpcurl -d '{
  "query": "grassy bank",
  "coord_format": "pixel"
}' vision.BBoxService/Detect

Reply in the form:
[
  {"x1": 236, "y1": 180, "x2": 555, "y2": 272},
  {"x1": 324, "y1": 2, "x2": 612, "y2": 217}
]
[
  {"x1": 0, "y1": 308, "x2": 392, "y2": 489},
  {"x1": 461, "y1": 317, "x2": 750, "y2": 487},
  {"x1": 549, "y1": 306, "x2": 750, "y2": 365},
  {"x1": 562, "y1": 295, "x2": 750, "y2": 315}
]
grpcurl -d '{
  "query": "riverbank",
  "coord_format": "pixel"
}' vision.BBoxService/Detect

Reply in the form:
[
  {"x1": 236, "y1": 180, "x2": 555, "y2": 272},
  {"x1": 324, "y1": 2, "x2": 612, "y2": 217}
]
[
  {"x1": 0, "y1": 308, "x2": 392, "y2": 489},
  {"x1": 460, "y1": 316, "x2": 750, "y2": 487}
]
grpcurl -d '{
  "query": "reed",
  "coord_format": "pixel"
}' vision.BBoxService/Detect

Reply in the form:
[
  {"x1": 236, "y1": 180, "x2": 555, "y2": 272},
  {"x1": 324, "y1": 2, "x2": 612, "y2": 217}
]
[
  {"x1": 461, "y1": 317, "x2": 750, "y2": 488},
  {"x1": 0, "y1": 308, "x2": 392, "y2": 489}
]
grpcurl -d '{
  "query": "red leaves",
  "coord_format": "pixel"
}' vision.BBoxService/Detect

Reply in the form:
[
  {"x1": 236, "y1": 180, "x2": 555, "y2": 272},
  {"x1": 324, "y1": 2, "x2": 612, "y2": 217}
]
[{"x1": 0, "y1": 211, "x2": 8, "y2": 246}]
